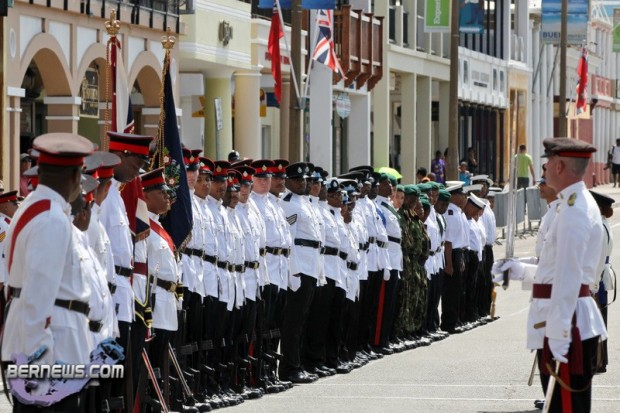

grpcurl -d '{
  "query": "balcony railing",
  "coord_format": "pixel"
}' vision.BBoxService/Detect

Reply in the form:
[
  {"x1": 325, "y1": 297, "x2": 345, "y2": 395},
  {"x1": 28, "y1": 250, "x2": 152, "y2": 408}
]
[
  {"x1": 17, "y1": 0, "x2": 181, "y2": 32},
  {"x1": 333, "y1": 5, "x2": 384, "y2": 90}
]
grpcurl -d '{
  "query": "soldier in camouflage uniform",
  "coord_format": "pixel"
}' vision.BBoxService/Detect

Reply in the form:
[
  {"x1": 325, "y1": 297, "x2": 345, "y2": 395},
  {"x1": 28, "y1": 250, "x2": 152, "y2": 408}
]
[
  {"x1": 395, "y1": 185, "x2": 429, "y2": 346},
  {"x1": 411, "y1": 193, "x2": 431, "y2": 343}
]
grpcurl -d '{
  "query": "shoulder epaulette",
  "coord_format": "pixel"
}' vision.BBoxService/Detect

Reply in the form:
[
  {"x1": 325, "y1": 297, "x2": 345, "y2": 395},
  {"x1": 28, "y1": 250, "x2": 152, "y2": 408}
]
[{"x1": 283, "y1": 193, "x2": 293, "y2": 202}]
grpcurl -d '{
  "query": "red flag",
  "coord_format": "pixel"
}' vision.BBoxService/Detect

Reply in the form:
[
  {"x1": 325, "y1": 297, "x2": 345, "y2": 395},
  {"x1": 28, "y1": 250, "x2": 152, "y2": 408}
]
[
  {"x1": 268, "y1": 1, "x2": 284, "y2": 103},
  {"x1": 575, "y1": 47, "x2": 588, "y2": 115}
]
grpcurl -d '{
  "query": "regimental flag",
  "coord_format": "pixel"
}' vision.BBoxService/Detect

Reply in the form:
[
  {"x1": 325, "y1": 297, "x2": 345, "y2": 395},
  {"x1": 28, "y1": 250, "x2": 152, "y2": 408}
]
[
  {"x1": 312, "y1": 9, "x2": 344, "y2": 78},
  {"x1": 153, "y1": 46, "x2": 193, "y2": 252},
  {"x1": 268, "y1": 1, "x2": 284, "y2": 103},
  {"x1": 105, "y1": 26, "x2": 149, "y2": 240},
  {"x1": 258, "y1": 0, "x2": 335, "y2": 9},
  {"x1": 575, "y1": 46, "x2": 588, "y2": 115}
]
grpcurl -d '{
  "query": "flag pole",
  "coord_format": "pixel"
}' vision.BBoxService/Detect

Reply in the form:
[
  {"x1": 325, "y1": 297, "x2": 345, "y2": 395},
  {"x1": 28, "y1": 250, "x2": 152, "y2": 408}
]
[
  {"x1": 153, "y1": 27, "x2": 176, "y2": 170},
  {"x1": 103, "y1": 10, "x2": 121, "y2": 151},
  {"x1": 276, "y1": 0, "x2": 302, "y2": 106},
  {"x1": 301, "y1": 10, "x2": 322, "y2": 107}
]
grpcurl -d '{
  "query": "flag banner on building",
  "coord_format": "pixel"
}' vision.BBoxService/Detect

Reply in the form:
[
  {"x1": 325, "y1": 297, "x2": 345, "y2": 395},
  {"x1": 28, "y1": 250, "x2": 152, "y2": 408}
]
[
  {"x1": 258, "y1": 0, "x2": 335, "y2": 9},
  {"x1": 425, "y1": 0, "x2": 450, "y2": 32},
  {"x1": 614, "y1": 9, "x2": 620, "y2": 52},
  {"x1": 312, "y1": 9, "x2": 345, "y2": 78},
  {"x1": 459, "y1": 0, "x2": 485, "y2": 34},
  {"x1": 268, "y1": 1, "x2": 284, "y2": 103},
  {"x1": 575, "y1": 46, "x2": 588, "y2": 115},
  {"x1": 541, "y1": 0, "x2": 588, "y2": 45},
  {"x1": 153, "y1": 42, "x2": 193, "y2": 252}
]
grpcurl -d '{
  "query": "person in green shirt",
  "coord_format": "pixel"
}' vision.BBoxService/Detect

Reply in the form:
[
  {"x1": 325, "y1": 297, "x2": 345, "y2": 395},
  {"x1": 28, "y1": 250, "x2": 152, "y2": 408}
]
[{"x1": 514, "y1": 144, "x2": 535, "y2": 189}]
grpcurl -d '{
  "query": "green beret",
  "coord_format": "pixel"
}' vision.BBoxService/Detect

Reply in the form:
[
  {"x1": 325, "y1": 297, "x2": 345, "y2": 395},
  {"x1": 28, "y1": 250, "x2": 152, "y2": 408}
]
[
  {"x1": 417, "y1": 183, "x2": 432, "y2": 193},
  {"x1": 388, "y1": 176, "x2": 398, "y2": 186},
  {"x1": 419, "y1": 193, "x2": 431, "y2": 209},
  {"x1": 428, "y1": 181, "x2": 441, "y2": 190},
  {"x1": 403, "y1": 184, "x2": 420, "y2": 197},
  {"x1": 438, "y1": 189, "x2": 451, "y2": 202},
  {"x1": 378, "y1": 173, "x2": 390, "y2": 183},
  {"x1": 396, "y1": 184, "x2": 404, "y2": 193}
]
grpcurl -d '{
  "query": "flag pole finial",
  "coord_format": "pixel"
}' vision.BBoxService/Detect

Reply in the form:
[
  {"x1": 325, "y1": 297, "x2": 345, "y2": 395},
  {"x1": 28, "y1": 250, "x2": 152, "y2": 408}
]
[
  {"x1": 161, "y1": 28, "x2": 176, "y2": 50},
  {"x1": 105, "y1": 10, "x2": 120, "y2": 36}
]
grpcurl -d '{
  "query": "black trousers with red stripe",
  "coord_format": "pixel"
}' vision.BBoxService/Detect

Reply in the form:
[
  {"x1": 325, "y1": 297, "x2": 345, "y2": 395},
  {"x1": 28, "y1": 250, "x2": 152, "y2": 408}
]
[
  {"x1": 375, "y1": 270, "x2": 400, "y2": 347},
  {"x1": 537, "y1": 336, "x2": 599, "y2": 413}
]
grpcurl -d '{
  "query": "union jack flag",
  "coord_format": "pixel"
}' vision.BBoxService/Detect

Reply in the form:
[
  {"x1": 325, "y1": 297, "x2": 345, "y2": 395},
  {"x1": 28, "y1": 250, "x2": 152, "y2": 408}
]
[{"x1": 312, "y1": 9, "x2": 344, "y2": 78}]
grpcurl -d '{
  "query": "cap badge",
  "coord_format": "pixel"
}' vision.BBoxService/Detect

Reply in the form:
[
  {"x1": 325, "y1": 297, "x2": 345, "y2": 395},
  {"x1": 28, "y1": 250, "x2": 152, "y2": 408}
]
[
  {"x1": 216, "y1": 166, "x2": 222, "y2": 173},
  {"x1": 297, "y1": 167, "x2": 302, "y2": 174},
  {"x1": 262, "y1": 165, "x2": 267, "y2": 171},
  {"x1": 243, "y1": 171, "x2": 249, "y2": 177}
]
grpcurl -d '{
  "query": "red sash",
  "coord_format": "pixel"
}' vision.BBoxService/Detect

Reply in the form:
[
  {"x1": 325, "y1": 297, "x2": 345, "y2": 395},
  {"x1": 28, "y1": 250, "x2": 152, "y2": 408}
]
[
  {"x1": 8, "y1": 200, "x2": 51, "y2": 273},
  {"x1": 149, "y1": 219, "x2": 174, "y2": 252}
]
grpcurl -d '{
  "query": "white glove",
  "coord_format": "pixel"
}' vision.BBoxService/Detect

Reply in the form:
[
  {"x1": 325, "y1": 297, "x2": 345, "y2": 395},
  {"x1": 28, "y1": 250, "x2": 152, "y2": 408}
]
[
  {"x1": 590, "y1": 282, "x2": 599, "y2": 294},
  {"x1": 602, "y1": 263, "x2": 614, "y2": 292},
  {"x1": 518, "y1": 256, "x2": 538, "y2": 265},
  {"x1": 383, "y1": 268, "x2": 391, "y2": 281},
  {"x1": 548, "y1": 337, "x2": 569, "y2": 363},
  {"x1": 491, "y1": 258, "x2": 525, "y2": 282}
]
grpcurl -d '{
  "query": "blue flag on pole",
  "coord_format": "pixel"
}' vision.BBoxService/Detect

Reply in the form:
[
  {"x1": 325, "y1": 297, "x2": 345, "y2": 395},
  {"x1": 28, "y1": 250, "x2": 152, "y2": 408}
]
[
  {"x1": 258, "y1": 0, "x2": 335, "y2": 9},
  {"x1": 157, "y1": 65, "x2": 193, "y2": 251}
]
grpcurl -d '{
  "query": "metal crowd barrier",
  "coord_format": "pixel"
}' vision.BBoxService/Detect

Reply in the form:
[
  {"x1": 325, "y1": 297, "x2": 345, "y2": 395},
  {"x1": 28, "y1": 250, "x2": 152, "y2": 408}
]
[{"x1": 493, "y1": 187, "x2": 547, "y2": 240}]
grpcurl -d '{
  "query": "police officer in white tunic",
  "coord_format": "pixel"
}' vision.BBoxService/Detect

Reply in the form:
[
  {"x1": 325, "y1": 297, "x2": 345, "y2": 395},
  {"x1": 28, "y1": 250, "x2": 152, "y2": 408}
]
[
  {"x1": 84, "y1": 152, "x2": 121, "y2": 329},
  {"x1": 141, "y1": 168, "x2": 181, "y2": 371},
  {"x1": 0, "y1": 191, "x2": 20, "y2": 309},
  {"x1": 249, "y1": 160, "x2": 292, "y2": 392},
  {"x1": 2, "y1": 133, "x2": 94, "y2": 412},
  {"x1": 441, "y1": 182, "x2": 470, "y2": 334},
  {"x1": 180, "y1": 149, "x2": 208, "y2": 360},
  {"x1": 99, "y1": 132, "x2": 153, "y2": 399},
  {"x1": 347, "y1": 168, "x2": 383, "y2": 359},
  {"x1": 73, "y1": 175, "x2": 117, "y2": 347},
  {"x1": 495, "y1": 138, "x2": 607, "y2": 412},
  {"x1": 278, "y1": 162, "x2": 322, "y2": 384},
  {"x1": 374, "y1": 174, "x2": 402, "y2": 351}
]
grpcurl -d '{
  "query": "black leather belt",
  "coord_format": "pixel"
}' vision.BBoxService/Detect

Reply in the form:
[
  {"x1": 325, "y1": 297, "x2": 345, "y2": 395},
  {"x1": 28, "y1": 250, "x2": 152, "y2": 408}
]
[
  {"x1": 54, "y1": 299, "x2": 90, "y2": 316},
  {"x1": 89, "y1": 320, "x2": 103, "y2": 333},
  {"x1": 338, "y1": 251, "x2": 348, "y2": 260},
  {"x1": 265, "y1": 246, "x2": 290, "y2": 257},
  {"x1": 233, "y1": 264, "x2": 245, "y2": 273},
  {"x1": 259, "y1": 248, "x2": 266, "y2": 256},
  {"x1": 359, "y1": 242, "x2": 370, "y2": 251},
  {"x1": 323, "y1": 246, "x2": 339, "y2": 256},
  {"x1": 108, "y1": 282, "x2": 117, "y2": 294},
  {"x1": 217, "y1": 261, "x2": 230, "y2": 270},
  {"x1": 376, "y1": 240, "x2": 388, "y2": 248},
  {"x1": 244, "y1": 261, "x2": 260, "y2": 270},
  {"x1": 294, "y1": 238, "x2": 322, "y2": 249},
  {"x1": 388, "y1": 236, "x2": 401, "y2": 244},
  {"x1": 368, "y1": 237, "x2": 377, "y2": 244},
  {"x1": 203, "y1": 254, "x2": 218, "y2": 265},
  {"x1": 9, "y1": 287, "x2": 22, "y2": 298},
  {"x1": 115, "y1": 265, "x2": 133, "y2": 277},
  {"x1": 347, "y1": 262, "x2": 359, "y2": 271},
  {"x1": 184, "y1": 247, "x2": 204, "y2": 259},
  {"x1": 429, "y1": 251, "x2": 435, "y2": 256},
  {"x1": 151, "y1": 276, "x2": 178, "y2": 292}
]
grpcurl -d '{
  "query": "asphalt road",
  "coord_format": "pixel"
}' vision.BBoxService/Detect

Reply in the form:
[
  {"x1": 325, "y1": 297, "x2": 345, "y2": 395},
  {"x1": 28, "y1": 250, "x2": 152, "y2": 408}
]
[{"x1": 1, "y1": 184, "x2": 619, "y2": 412}]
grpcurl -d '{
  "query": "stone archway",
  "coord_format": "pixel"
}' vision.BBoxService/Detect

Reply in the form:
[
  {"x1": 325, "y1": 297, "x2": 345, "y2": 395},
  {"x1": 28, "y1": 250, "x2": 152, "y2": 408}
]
[{"x1": 130, "y1": 54, "x2": 164, "y2": 137}]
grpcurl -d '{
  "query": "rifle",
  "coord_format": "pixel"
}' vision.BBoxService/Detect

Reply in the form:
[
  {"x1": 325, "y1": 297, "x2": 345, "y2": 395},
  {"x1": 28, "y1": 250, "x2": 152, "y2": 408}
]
[
  {"x1": 140, "y1": 348, "x2": 169, "y2": 413},
  {"x1": 168, "y1": 342, "x2": 194, "y2": 402}
]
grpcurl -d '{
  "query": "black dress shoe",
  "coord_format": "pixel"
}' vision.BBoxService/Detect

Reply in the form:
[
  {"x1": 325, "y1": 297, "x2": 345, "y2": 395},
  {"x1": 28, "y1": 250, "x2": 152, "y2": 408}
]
[
  {"x1": 307, "y1": 366, "x2": 328, "y2": 378},
  {"x1": 534, "y1": 399, "x2": 544, "y2": 409},
  {"x1": 317, "y1": 364, "x2": 336, "y2": 376},
  {"x1": 283, "y1": 371, "x2": 316, "y2": 384},
  {"x1": 302, "y1": 370, "x2": 319, "y2": 381}
]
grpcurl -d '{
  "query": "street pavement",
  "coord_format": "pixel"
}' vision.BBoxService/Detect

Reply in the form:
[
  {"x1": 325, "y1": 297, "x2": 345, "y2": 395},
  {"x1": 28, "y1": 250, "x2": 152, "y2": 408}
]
[{"x1": 0, "y1": 184, "x2": 619, "y2": 412}]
